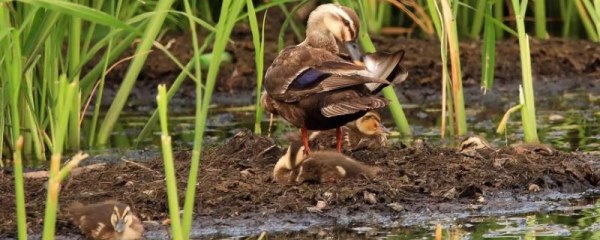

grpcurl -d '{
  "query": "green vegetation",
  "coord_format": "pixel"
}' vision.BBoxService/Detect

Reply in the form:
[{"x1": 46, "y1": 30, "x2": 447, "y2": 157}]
[
  {"x1": 511, "y1": 0, "x2": 540, "y2": 143},
  {"x1": 3, "y1": 0, "x2": 600, "y2": 238}
]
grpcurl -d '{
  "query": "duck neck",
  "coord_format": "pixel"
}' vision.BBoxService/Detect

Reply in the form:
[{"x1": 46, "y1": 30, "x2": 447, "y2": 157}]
[{"x1": 302, "y1": 20, "x2": 339, "y2": 53}]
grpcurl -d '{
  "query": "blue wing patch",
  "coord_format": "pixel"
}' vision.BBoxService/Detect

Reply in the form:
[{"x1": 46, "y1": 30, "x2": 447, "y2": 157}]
[{"x1": 289, "y1": 68, "x2": 331, "y2": 89}]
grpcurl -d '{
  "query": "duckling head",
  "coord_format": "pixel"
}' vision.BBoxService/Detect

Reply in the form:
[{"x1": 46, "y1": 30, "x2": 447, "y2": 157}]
[
  {"x1": 274, "y1": 141, "x2": 306, "y2": 173},
  {"x1": 110, "y1": 205, "x2": 133, "y2": 233},
  {"x1": 305, "y1": 4, "x2": 362, "y2": 62},
  {"x1": 356, "y1": 111, "x2": 384, "y2": 136}
]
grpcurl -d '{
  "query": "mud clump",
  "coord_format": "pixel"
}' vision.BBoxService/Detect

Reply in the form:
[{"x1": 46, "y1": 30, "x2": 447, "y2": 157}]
[{"x1": 1, "y1": 129, "x2": 599, "y2": 237}]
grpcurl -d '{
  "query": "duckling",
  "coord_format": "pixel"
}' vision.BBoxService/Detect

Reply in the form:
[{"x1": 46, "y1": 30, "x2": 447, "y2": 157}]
[
  {"x1": 296, "y1": 150, "x2": 382, "y2": 183},
  {"x1": 262, "y1": 3, "x2": 407, "y2": 154},
  {"x1": 273, "y1": 140, "x2": 306, "y2": 185},
  {"x1": 67, "y1": 200, "x2": 144, "y2": 240},
  {"x1": 273, "y1": 140, "x2": 381, "y2": 184},
  {"x1": 310, "y1": 110, "x2": 389, "y2": 151}
]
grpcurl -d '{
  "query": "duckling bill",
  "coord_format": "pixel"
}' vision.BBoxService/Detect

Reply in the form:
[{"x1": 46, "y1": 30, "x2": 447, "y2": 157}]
[
  {"x1": 262, "y1": 3, "x2": 407, "y2": 155},
  {"x1": 67, "y1": 200, "x2": 144, "y2": 240},
  {"x1": 273, "y1": 140, "x2": 381, "y2": 184}
]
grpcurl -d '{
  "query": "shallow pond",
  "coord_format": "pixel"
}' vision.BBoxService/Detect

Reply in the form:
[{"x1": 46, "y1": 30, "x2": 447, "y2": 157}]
[{"x1": 91, "y1": 87, "x2": 600, "y2": 152}]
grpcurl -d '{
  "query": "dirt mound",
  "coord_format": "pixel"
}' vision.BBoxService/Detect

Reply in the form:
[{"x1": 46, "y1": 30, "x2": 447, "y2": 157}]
[{"x1": 1, "y1": 129, "x2": 599, "y2": 238}]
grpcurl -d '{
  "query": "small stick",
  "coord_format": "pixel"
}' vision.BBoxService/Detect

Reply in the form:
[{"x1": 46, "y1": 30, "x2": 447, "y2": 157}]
[
  {"x1": 251, "y1": 144, "x2": 277, "y2": 162},
  {"x1": 268, "y1": 113, "x2": 274, "y2": 137},
  {"x1": 121, "y1": 158, "x2": 160, "y2": 174}
]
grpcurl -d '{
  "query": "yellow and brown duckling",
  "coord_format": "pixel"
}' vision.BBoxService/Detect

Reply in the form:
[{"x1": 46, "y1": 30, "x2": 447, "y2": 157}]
[
  {"x1": 310, "y1": 111, "x2": 389, "y2": 151},
  {"x1": 67, "y1": 200, "x2": 144, "y2": 240},
  {"x1": 273, "y1": 140, "x2": 381, "y2": 184},
  {"x1": 262, "y1": 3, "x2": 407, "y2": 155}
]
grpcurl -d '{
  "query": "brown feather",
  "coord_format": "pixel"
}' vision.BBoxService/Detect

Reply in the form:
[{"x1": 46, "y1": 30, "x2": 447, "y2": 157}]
[{"x1": 67, "y1": 200, "x2": 144, "y2": 240}]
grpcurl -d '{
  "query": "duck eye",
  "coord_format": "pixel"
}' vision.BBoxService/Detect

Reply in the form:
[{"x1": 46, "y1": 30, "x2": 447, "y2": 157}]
[{"x1": 342, "y1": 18, "x2": 350, "y2": 26}]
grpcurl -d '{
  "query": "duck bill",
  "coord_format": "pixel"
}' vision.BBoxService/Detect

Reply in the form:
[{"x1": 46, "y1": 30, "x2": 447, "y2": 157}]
[
  {"x1": 114, "y1": 220, "x2": 125, "y2": 233},
  {"x1": 381, "y1": 125, "x2": 391, "y2": 134},
  {"x1": 344, "y1": 41, "x2": 364, "y2": 66}
]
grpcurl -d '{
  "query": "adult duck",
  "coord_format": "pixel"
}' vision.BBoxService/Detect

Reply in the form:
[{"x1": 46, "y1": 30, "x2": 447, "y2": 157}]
[{"x1": 262, "y1": 3, "x2": 407, "y2": 154}]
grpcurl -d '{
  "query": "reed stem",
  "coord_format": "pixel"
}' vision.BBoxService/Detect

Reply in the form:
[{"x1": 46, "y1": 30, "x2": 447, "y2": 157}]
[
  {"x1": 511, "y1": 0, "x2": 540, "y2": 142},
  {"x1": 157, "y1": 85, "x2": 184, "y2": 240}
]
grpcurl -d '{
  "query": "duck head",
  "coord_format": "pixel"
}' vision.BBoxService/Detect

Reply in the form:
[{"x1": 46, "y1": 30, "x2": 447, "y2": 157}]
[
  {"x1": 110, "y1": 205, "x2": 133, "y2": 233},
  {"x1": 356, "y1": 111, "x2": 386, "y2": 136},
  {"x1": 305, "y1": 4, "x2": 363, "y2": 63}
]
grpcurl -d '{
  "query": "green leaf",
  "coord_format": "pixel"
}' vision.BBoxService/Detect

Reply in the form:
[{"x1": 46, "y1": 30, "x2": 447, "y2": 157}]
[{"x1": 21, "y1": 0, "x2": 141, "y2": 35}]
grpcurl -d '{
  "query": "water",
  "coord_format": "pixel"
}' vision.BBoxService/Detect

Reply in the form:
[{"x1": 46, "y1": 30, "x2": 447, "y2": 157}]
[{"x1": 90, "y1": 90, "x2": 600, "y2": 152}]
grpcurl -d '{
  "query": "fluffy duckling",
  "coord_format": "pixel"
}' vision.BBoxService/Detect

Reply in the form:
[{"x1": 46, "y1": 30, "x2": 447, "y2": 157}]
[
  {"x1": 310, "y1": 111, "x2": 389, "y2": 151},
  {"x1": 67, "y1": 200, "x2": 144, "y2": 240},
  {"x1": 262, "y1": 3, "x2": 407, "y2": 155},
  {"x1": 273, "y1": 141, "x2": 381, "y2": 184}
]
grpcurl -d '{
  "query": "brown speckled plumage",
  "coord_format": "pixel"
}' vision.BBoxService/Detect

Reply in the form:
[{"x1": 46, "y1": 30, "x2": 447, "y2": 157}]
[
  {"x1": 273, "y1": 139, "x2": 381, "y2": 184},
  {"x1": 68, "y1": 200, "x2": 144, "y2": 240},
  {"x1": 262, "y1": 4, "x2": 407, "y2": 153}
]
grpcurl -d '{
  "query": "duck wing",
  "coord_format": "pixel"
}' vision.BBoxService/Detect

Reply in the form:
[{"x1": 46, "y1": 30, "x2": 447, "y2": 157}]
[
  {"x1": 265, "y1": 46, "x2": 392, "y2": 102},
  {"x1": 362, "y1": 49, "x2": 409, "y2": 94},
  {"x1": 320, "y1": 91, "x2": 388, "y2": 117}
]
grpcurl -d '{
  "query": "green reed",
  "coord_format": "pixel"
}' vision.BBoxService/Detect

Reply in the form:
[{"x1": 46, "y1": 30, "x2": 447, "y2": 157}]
[
  {"x1": 510, "y1": 0, "x2": 539, "y2": 143},
  {"x1": 534, "y1": 0, "x2": 548, "y2": 39},
  {"x1": 428, "y1": 0, "x2": 467, "y2": 137},
  {"x1": 41, "y1": 75, "x2": 80, "y2": 239},
  {"x1": 181, "y1": 1, "x2": 245, "y2": 238},
  {"x1": 575, "y1": 0, "x2": 600, "y2": 41},
  {"x1": 481, "y1": 0, "x2": 497, "y2": 92},
  {"x1": 470, "y1": 0, "x2": 487, "y2": 39},
  {"x1": 156, "y1": 85, "x2": 184, "y2": 240},
  {"x1": 247, "y1": 0, "x2": 268, "y2": 134},
  {"x1": 342, "y1": 0, "x2": 412, "y2": 137},
  {"x1": 96, "y1": 0, "x2": 176, "y2": 146},
  {"x1": 581, "y1": 0, "x2": 600, "y2": 41}
]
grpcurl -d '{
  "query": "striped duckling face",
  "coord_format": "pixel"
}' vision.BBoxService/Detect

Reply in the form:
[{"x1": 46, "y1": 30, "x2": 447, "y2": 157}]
[
  {"x1": 356, "y1": 111, "x2": 385, "y2": 136},
  {"x1": 110, "y1": 205, "x2": 133, "y2": 233}
]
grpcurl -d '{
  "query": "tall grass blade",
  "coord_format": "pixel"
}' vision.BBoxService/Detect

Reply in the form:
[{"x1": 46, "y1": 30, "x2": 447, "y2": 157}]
[
  {"x1": 157, "y1": 85, "x2": 184, "y2": 240},
  {"x1": 180, "y1": 0, "x2": 204, "y2": 236},
  {"x1": 494, "y1": 0, "x2": 505, "y2": 38},
  {"x1": 181, "y1": 1, "x2": 246, "y2": 238},
  {"x1": 134, "y1": 33, "x2": 215, "y2": 145},
  {"x1": 96, "y1": 0, "x2": 176, "y2": 146},
  {"x1": 42, "y1": 76, "x2": 78, "y2": 240},
  {"x1": 470, "y1": 0, "x2": 487, "y2": 39},
  {"x1": 510, "y1": 0, "x2": 540, "y2": 142},
  {"x1": 21, "y1": 0, "x2": 140, "y2": 35},
  {"x1": 347, "y1": 0, "x2": 412, "y2": 137},
  {"x1": 575, "y1": 0, "x2": 600, "y2": 41},
  {"x1": 481, "y1": 0, "x2": 496, "y2": 93},
  {"x1": 440, "y1": 0, "x2": 467, "y2": 136},
  {"x1": 247, "y1": 0, "x2": 267, "y2": 134},
  {"x1": 13, "y1": 136, "x2": 27, "y2": 240},
  {"x1": 534, "y1": 0, "x2": 548, "y2": 39}
]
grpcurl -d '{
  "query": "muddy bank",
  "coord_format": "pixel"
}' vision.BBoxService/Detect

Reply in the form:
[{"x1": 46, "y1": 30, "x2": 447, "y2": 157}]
[{"x1": 1, "y1": 130, "x2": 600, "y2": 238}]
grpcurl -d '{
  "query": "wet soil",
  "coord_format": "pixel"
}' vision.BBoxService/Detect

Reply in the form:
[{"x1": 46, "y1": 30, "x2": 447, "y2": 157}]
[{"x1": 1, "y1": 130, "x2": 600, "y2": 238}]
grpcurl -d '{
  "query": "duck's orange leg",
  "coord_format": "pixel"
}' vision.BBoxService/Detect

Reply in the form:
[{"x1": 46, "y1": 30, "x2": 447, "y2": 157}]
[
  {"x1": 301, "y1": 127, "x2": 312, "y2": 155},
  {"x1": 336, "y1": 127, "x2": 343, "y2": 153}
]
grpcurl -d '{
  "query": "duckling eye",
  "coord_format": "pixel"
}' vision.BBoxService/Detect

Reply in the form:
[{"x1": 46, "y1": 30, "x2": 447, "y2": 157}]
[{"x1": 342, "y1": 18, "x2": 350, "y2": 26}]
